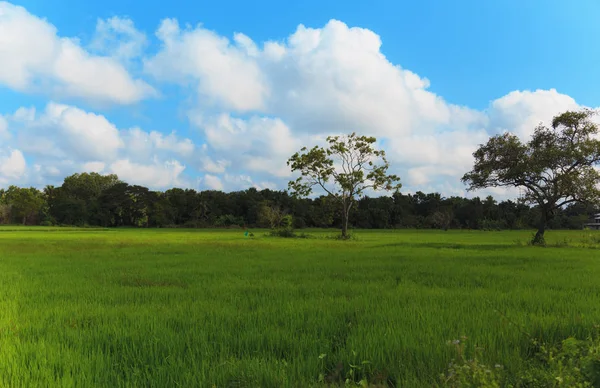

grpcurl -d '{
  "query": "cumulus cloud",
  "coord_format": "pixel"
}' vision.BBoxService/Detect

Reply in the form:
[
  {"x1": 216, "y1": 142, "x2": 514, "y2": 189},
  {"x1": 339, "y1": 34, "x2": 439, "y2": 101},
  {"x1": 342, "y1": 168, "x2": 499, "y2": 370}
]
[
  {"x1": 144, "y1": 18, "x2": 267, "y2": 111},
  {"x1": 223, "y1": 174, "x2": 277, "y2": 191},
  {"x1": 109, "y1": 159, "x2": 186, "y2": 188},
  {"x1": 82, "y1": 161, "x2": 106, "y2": 173},
  {"x1": 147, "y1": 18, "x2": 597, "y2": 198},
  {"x1": 202, "y1": 174, "x2": 223, "y2": 190},
  {"x1": 0, "y1": 102, "x2": 206, "y2": 189},
  {"x1": 147, "y1": 18, "x2": 492, "y2": 193},
  {"x1": 198, "y1": 156, "x2": 230, "y2": 174},
  {"x1": 1, "y1": 9, "x2": 597, "y2": 198},
  {"x1": 122, "y1": 128, "x2": 195, "y2": 160},
  {"x1": 0, "y1": 149, "x2": 26, "y2": 181},
  {"x1": 0, "y1": 116, "x2": 8, "y2": 139},
  {"x1": 0, "y1": 2, "x2": 154, "y2": 104},
  {"x1": 197, "y1": 113, "x2": 299, "y2": 177},
  {"x1": 487, "y1": 89, "x2": 582, "y2": 139},
  {"x1": 90, "y1": 16, "x2": 147, "y2": 61}
]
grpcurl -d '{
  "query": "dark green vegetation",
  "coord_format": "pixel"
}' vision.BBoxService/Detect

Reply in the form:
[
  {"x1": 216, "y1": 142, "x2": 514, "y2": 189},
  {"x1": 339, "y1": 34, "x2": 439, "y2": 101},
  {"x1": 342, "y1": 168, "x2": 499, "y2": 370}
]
[
  {"x1": 463, "y1": 109, "x2": 600, "y2": 245},
  {"x1": 0, "y1": 172, "x2": 597, "y2": 232},
  {"x1": 2, "y1": 228, "x2": 600, "y2": 386},
  {"x1": 288, "y1": 132, "x2": 400, "y2": 238},
  {"x1": 1, "y1": 109, "x2": 599, "y2": 240}
]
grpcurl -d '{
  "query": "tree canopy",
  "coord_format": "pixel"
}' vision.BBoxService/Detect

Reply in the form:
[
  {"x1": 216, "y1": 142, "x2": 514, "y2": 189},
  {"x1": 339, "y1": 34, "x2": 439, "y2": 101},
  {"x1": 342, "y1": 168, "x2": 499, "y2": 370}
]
[
  {"x1": 287, "y1": 132, "x2": 401, "y2": 238},
  {"x1": 0, "y1": 172, "x2": 595, "y2": 232},
  {"x1": 462, "y1": 109, "x2": 600, "y2": 244}
]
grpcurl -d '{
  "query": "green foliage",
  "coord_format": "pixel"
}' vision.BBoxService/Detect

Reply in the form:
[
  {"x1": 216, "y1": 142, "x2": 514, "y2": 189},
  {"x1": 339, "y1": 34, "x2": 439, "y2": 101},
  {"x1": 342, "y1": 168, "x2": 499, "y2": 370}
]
[
  {"x1": 430, "y1": 210, "x2": 454, "y2": 231},
  {"x1": 442, "y1": 330, "x2": 600, "y2": 388},
  {"x1": 258, "y1": 202, "x2": 287, "y2": 229},
  {"x1": 440, "y1": 337, "x2": 503, "y2": 388},
  {"x1": 1, "y1": 186, "x2": 46, "y2": 224},
  {"x1": 268, "y1": 214, "x2": 300, "y2": 238},
  {"x1": 214, "y1": 214, "x2": 244, "y2": 227},
  {"x1": 287, "y1": 132, "x2": 401, "y2": 237},
  {"x1": 2, "y1": 169, "x2": 599, "y2": 231},
  {"x1": 463, "y1": 109, "x2": 600, "y2": 244}
]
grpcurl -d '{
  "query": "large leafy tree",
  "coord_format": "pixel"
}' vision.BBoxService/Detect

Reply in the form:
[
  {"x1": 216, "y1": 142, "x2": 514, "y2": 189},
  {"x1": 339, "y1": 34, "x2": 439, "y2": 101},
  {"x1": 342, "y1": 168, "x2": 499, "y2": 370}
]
[
  {"x1": 462, "y1": 109, "x2": 600, "y2": 244},
  {"x1": 287, "y1": 132, "x2": 401, "y2": 238},
  {"x1": 48, "y1": 172, "x2": 121, "y2": 225},
  {"x1": 3, "y1": 186, "x2": 46, "y2": 225}
]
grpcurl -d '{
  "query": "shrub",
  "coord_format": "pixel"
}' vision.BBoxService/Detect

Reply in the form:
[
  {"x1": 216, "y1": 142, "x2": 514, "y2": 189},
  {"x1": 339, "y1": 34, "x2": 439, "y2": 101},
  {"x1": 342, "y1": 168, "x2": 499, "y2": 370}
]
[
  {"x1": 214, "y1": 214, "x2": 244, "y2": 228},
  {"x1": 441, "y1": 327, "x2": 600, "y2": 387},
  {"x1": 268, "y1": 214, "x2": 303, "y2": 238},
  {"x1": 440, "y1": 337, "x2": 502, "y2": 388}
]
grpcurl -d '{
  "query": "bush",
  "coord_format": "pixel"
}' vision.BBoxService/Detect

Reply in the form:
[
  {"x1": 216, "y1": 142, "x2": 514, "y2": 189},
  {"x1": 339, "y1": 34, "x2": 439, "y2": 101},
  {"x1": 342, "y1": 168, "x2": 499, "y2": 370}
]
[
  {"x1": 441, "y1": 327, "x2": 600, "y2": 387},
  {"x1": 440, "y1": 337, "x2": 502, "y2": 388},
  {"x1": 268, "y1": 214, "x2": 304, "y2": 238},
  {"x1": 480, "y1": 218, "x2": 505, "y2": 231},
  {"x1": 182, "y1": 220, "x2": 210, "y2": 228},
  {"x1": 214, "y1": 214, "x2": 245, "y2": 228}
]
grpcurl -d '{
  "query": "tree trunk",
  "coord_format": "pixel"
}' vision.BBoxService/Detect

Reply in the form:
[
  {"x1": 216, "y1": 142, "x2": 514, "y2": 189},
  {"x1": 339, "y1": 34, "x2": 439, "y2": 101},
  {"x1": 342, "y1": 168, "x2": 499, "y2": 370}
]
[
  {"x1": 340, "y1": 200, "x2": 352, "y2": 239},
  {"x1": 341, "y1": 214, "x2": 349, "y2": 239},
  {"x1": 532, "y1": 209, "x2": 548, "y2": 246}
]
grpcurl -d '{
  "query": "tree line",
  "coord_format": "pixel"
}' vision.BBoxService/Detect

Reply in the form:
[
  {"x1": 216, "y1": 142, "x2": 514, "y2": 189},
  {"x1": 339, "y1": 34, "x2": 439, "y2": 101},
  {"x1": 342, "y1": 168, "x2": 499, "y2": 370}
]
[
  {"x1": 1, "y1": 109, "x2": 599, "y2": 239},
  {"x1": 0, "y1": 172, "x2": 595, "y2": 230}
]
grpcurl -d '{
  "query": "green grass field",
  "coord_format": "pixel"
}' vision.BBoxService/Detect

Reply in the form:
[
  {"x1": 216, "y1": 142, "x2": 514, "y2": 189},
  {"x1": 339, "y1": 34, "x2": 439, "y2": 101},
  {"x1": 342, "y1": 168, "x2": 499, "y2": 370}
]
[{"x1": 1, "y1": 227, "x2": 600, "y2": 387}]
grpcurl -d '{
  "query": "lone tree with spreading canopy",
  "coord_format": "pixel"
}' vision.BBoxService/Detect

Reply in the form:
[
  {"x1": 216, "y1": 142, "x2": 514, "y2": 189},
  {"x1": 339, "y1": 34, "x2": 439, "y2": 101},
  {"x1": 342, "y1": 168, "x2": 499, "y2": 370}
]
[
  {"x1": 462, "y1": 109, "x2": 600, "y2": 245},
  {"x1": 287, "y1": 132, "x2": 401, "y2": 239}
]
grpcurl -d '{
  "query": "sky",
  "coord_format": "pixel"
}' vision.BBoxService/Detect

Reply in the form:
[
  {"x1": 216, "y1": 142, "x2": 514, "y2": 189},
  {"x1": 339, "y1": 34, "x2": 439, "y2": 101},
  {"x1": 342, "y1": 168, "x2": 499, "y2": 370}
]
[{"x1": 1, "y1": 0, "x2": 599, "y2": 198}]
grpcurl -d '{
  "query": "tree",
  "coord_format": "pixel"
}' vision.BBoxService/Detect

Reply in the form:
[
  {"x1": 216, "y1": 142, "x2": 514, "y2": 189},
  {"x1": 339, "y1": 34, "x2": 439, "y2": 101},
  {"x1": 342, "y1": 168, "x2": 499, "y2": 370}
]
[
  {"x1": 462, "y1": 109, "x2": 600, "y2": 245},
  {"x1": 257, "y1": 202, "x2": 287, "y2": 229},
  {"x1": 430, "y1": 210, "x2": 453, "y2": 231},
  {"x1": 3, "y1": 186, "x2": 46, "y2": 225},
  {"x1": 287, "y1": 132, "x2": 401, "y2": 238},
  {"x1": 49, "y1": 173, "x2": 121, "y2": 225}
]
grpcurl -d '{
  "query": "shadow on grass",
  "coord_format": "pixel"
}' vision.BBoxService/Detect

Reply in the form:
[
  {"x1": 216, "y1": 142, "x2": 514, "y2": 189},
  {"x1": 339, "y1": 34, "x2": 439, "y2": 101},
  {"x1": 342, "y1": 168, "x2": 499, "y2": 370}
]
[
  {"x1": 374, "y1": 242, "x2": 514, "y2": 251},
  {"x1": 118, "y1": 276, "x2": 188, "y2": 289}
]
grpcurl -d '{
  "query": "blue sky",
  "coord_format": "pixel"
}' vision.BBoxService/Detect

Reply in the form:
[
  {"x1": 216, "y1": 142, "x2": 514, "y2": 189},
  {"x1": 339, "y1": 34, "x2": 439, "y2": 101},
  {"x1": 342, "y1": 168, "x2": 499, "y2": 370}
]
[{"x1": 0, "y1": 0, "x2": 598, "y2": 197}]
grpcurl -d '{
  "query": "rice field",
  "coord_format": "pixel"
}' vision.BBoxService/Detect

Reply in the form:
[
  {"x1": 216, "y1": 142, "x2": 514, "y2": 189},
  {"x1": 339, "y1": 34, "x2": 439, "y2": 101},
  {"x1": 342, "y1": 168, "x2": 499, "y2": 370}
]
[{"x1": 1, "y1": 227, "x2": 600, "y2": 387}]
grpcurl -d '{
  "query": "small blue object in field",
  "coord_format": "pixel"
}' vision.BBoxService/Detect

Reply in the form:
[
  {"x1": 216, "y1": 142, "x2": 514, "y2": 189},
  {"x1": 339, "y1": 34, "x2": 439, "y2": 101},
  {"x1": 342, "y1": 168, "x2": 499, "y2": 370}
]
[{"x1": 244, "y1": 230, "x2": 249, "y2": 237}]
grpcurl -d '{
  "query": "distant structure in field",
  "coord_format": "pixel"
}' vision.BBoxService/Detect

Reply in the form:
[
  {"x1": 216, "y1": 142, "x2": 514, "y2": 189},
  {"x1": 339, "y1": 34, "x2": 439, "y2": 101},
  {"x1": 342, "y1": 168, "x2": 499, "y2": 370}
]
[{"x1": 585, "y1": 213, "x2": 600, "y2": 230}]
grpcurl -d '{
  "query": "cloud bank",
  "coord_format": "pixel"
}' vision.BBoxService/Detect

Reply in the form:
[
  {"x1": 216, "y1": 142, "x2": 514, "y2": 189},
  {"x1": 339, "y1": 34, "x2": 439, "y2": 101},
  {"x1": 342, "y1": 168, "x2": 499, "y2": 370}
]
[{"x1": 0, "y1": 3, "x2": 595, "y2": 197}]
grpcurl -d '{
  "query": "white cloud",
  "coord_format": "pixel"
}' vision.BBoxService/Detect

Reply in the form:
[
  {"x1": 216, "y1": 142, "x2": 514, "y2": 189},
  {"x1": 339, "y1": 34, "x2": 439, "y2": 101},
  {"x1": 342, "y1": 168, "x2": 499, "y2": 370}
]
[
  {"x1": 82, "y1": 161, "x2": 106, "y2": 173},
  {"x1": 90, "y1": 16, "x2": 147, "y2": 61},
  {"x1": 109, "y1": 159, "x2": 186, "y2": 188},
  {"x1": 144, "y1": 18, "x2": 267, "y2": 111},
  {"x1": 223, "y1": 174, "x2": 276, "y2": 191},
  {"x1": 160, "y1": 19, "x2": 595, "y2": 197},
  {"x1": 6, "y1": 102, "x2": 196, "y2": 166},
  {"x1": 0, "y1": 11, "x2": 597, "y2": 198},
  {"x1": 0, "y1": 116, "x2": 8, "y2": 138},
  {"x1": 199, "y1": 156, "x2": 230, "y2": 174},
  {"x1": 0, "y1": 102, "x2": 198, "y2": 189},
  {"x1": 0, "y1": 149, "x2": 26, "y2": 183},
  {"x1": 488, "y1": 89, "x2": 581, "y2": 139},
  {"x1": 202, "y1": 174, "x2": 223, "y2": 190},
  {"x1": 123, "y1": 128, "x2": 195, "y2": 160},
  {"x1": 0, "y1": 2, "x2": 154, "y2": 104},
  {"x1": 199, "y1": 113, "x2": 298, "y2": 177},
  {"x1": 12, "y1": 107, "x2": 36, "y2": 122},
  {"x1": 163, "y1": 19, "x2": 489, "y2": 192},
  {"x1": 43, "y1": 102, "x2": 124, "y2": 161}
]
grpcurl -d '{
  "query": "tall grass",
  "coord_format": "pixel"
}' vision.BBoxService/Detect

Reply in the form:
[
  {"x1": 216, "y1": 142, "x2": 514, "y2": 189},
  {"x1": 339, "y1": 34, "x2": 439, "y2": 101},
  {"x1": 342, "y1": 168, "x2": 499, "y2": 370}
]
[{"x1": 0, "y1": 228, "x2": 599, "y2": 386}]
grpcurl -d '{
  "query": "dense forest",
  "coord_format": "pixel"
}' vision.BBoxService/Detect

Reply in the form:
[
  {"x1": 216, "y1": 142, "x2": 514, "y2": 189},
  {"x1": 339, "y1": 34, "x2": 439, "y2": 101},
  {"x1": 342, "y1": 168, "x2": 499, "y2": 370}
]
[{"x1": 0, "y1": 172, "x2": 596, "y2": 230}]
